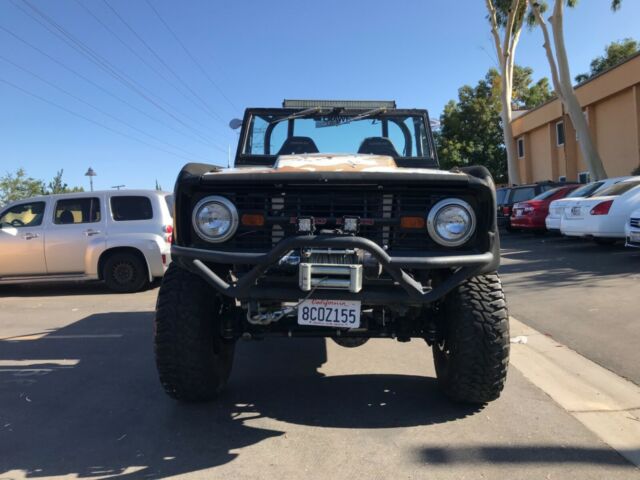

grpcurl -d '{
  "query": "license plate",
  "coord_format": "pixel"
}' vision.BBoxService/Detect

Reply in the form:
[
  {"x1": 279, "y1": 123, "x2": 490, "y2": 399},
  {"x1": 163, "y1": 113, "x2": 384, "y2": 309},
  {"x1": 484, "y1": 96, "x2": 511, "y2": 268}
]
[
  {"x1": 514, "y1": 208, "x2": 523, "y2": 217},
  {"x1": 297, "y1": 299, "x2": 361, "y2": 328},
  {"x1": 631, "y1": 232, "x2": 640, "y2": 243}
]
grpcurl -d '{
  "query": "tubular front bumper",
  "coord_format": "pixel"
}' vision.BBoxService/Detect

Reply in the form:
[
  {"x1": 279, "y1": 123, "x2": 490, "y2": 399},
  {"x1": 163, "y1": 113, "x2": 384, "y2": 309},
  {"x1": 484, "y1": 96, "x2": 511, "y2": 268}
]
[{"x1": 172, "y1": 234, "x2": 498, "y2": 305}]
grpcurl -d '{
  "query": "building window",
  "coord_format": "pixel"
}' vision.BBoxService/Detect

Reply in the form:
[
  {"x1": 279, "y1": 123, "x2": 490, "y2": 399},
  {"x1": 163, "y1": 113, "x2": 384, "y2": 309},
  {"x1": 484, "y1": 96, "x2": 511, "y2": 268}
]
[
  {"x1": 517, "y1": 137, "x2": 525, "y2": 159},
  {"x1": 558, "y1": 176, "x2": 567, "y2": 183},
  {"x1": 556, "y1": 121, "x2": 565, "y2": 146}
]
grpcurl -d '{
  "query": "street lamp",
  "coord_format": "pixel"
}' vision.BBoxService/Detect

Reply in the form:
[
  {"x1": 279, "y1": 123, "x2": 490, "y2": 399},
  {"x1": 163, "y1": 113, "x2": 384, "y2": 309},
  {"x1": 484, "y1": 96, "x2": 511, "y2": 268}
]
[{"x1": 84, "y1": 167, "x2": 96, "y2": 192}]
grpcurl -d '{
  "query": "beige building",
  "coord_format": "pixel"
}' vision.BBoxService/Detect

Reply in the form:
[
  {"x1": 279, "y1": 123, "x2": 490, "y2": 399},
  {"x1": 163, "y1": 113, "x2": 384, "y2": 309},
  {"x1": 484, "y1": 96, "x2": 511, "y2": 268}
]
[{"x1": 511, "y1": 52, "x2": 640, "y2": 184}]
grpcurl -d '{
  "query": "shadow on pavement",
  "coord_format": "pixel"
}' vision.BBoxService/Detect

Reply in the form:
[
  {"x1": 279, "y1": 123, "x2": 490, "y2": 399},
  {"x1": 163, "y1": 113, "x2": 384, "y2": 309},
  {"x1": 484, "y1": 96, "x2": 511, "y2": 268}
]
[
  {"x1": 0, "y1": 281, "x2": 160, "y2": 298},
  {"x1": 418, "y1": 445, "x2": 635, "y2": 467},
  {"x1": 499, "y1": 232, "x2": 640, "y2": 289},
  {"x1": 0, "y1": 311, "x2": 475, "y2": 479}
]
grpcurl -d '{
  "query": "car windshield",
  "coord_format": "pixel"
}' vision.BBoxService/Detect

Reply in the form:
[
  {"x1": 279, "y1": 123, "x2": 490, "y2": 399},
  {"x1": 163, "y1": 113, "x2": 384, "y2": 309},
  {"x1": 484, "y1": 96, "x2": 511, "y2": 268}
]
[
  {"x1": 532, "y1": 187, "x2": 562, "y2": 201},
  {"x1": 241, "y1": 111, "x2": 432, "y2": 160},
  {"x1": 566, "y1": 182, "x2": 604, "y2": 198},
  {"x1": 496, "y1": 188, "x2": 508, "y2": 205},
  {"x1": 593, "y1": 180, "x2": 640, "y2": 197}
]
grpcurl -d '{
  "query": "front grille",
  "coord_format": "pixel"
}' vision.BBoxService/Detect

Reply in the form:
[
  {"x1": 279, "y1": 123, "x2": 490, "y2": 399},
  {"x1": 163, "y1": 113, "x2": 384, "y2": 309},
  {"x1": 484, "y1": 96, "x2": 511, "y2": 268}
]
[
  {"x1": 190, "y1": 185, "x2": 479, "y2": 252},
  {"x1": 631, "y1": 218, "x2": 640, "y2": 228}
]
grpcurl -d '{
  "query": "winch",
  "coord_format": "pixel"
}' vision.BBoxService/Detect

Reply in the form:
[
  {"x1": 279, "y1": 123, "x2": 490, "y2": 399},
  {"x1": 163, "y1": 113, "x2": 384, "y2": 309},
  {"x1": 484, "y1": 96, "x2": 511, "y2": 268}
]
[{"x1": 299, "y1": 248, "x2": 364, "y2": 293}]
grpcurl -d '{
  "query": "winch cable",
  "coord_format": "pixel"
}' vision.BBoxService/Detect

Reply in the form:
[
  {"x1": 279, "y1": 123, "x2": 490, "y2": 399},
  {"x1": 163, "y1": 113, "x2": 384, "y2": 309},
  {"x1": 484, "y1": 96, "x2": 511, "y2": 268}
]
[{"x1": 246, "y1": 277, "x2": 329, "y2": 325}]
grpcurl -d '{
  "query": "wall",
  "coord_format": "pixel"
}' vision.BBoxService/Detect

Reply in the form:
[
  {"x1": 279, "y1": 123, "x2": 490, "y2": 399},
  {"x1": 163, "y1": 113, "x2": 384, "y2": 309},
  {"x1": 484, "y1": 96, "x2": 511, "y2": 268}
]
[
  {"x1": 511, "y1": 53, "x2": 640, "y2": 183},
  {"x1": 594, "y1": 89, "x2": 638, "y2": 177}
]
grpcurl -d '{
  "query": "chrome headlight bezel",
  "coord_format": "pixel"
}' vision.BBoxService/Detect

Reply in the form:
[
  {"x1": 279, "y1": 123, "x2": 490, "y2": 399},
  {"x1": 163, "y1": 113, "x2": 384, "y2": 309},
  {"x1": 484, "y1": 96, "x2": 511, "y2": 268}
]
[
  {"x1": 427, "y1": 198, "x2": 476, "y2": 247},
  {"x1": 191, "y1": 196, "x2": 239, "y2": 243}
]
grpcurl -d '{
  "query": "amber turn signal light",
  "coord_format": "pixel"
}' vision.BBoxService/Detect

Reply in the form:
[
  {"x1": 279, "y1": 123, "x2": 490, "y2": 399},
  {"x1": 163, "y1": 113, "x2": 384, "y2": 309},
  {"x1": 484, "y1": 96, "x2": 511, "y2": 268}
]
[
  {"x1": 241, "y1": 214, "x2": 265, "y2": 226},
  {"x1": 400, "y1": 216, "x2": 426, "y2": 229}
]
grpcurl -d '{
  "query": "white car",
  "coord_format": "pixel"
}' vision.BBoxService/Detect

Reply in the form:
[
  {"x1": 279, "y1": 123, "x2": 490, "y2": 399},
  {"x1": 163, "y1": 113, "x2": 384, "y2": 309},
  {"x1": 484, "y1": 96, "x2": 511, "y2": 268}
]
[
  {"x1": 626, "y1": 207, "x2": 640, "y2": 248},
  {"x1": 560, "y1": 177, "x2": 640, "y2": 244},
  {"x1": 0, "y1": 190, "x2": 173, "y2": 292},
  {"x1": 546, "y1": 176, "x2": 632, "y2": 233}
]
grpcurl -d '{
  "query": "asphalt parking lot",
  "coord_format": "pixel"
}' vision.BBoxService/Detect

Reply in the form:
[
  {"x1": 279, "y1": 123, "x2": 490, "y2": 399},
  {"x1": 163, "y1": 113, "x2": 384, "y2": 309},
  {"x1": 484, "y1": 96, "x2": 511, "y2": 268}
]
[
  {"x1": 1, "y1": 238, "x2": 639, "y2": 479},
  {"x1": 500, "y1": 232, "x2": 640, "y2": 385}
]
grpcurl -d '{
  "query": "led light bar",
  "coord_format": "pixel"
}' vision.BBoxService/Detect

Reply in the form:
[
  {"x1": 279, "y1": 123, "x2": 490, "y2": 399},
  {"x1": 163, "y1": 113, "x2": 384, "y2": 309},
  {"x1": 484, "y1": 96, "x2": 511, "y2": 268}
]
[{"x1": 283, "y1": 99, "x2": 396, "y2": 110}]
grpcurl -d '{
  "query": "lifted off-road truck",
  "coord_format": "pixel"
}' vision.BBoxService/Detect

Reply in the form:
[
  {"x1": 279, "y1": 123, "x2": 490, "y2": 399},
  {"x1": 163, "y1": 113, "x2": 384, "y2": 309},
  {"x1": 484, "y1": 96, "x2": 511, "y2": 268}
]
[{"x1": 154, "y1": 100, "x2": 509, "y2": 404}]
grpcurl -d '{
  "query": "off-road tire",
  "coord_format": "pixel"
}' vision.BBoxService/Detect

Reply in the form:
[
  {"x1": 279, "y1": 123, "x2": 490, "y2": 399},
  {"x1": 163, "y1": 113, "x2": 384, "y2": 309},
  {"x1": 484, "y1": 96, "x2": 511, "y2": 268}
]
[
  {"x1": 433, "y1": 273, "x2": 509, "y2": 404},
  {"x1": 154, "y1": 263, "x2": 235, "y2": 402},
  {"x1": 103, "y1": 252, "x2": 149, "y2": 293}
]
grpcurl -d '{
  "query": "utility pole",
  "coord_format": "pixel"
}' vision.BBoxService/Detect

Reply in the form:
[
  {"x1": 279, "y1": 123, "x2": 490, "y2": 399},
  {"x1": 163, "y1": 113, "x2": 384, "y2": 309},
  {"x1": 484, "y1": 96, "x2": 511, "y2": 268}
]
[{"x1": 84, "y1": 167, "x2": 97, "y2": 192}]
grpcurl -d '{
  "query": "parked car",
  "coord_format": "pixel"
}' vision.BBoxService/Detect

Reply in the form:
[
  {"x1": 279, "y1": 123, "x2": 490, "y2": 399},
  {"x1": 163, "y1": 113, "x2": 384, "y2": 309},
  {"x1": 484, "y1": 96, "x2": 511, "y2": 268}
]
[
  {"x1": 560, "y1": 177, "x2": 640, "y2": 244},
  {"x1": 510, "y1": 184, "x2": 580, "y2": 232},
  {"x1": 497, "y1": 182, "x2": 572, "y2": 231},
  {"x1": 546, "y1": 176, "x2": 632, "y2": 233},
  {"x1": 625, "y1": 207, "x2": 640, "y2": 248},
  {"x1": 154, "y1": 99, "x2": 509, "y2": 405},
  {"x1": 0, "y1": 190, "x2": 173, "y2": 292}
]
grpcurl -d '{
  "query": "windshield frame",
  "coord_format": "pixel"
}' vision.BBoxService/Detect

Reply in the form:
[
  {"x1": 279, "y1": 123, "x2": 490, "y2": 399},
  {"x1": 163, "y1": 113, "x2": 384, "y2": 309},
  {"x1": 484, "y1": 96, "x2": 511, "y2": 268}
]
[{"x1": 234, "y1": 107, "x2": 439, "y2": 168}]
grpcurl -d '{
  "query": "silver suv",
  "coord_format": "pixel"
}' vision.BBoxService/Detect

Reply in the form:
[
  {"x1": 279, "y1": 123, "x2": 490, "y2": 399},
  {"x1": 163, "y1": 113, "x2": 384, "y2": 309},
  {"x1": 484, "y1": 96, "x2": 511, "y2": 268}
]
[{"x1": 0, "y1": 190, "x2": 173, "y2": 292}]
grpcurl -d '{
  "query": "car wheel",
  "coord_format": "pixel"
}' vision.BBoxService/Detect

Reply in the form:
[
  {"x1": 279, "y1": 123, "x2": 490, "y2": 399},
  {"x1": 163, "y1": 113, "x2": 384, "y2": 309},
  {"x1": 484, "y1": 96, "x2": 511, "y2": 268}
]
[
  {"x1": 433, "y1": 273, "x2": 510, "y2": 404},
  {"x1": 154, "y1": 263, "x2": 235, "y2": 402},
  {"x1": 103, "y1": 252, "x2": 149, "y2": 293}
]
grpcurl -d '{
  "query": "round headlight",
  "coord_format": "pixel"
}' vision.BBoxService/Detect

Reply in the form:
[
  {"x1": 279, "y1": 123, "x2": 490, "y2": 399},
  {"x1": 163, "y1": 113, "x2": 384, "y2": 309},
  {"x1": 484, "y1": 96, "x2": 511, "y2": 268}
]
[
  {"x1": 192, "y1": 196, "x2": 238, "y2": 243},
  {"x1": 427, "y1": 198, "x2": 476, "y2": 247}
]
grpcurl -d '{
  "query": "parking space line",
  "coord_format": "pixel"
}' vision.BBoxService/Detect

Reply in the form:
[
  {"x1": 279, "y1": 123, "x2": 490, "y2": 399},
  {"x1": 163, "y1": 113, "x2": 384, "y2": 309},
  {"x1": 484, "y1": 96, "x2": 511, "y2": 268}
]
[
  {"x1": 0, "y1": 359, "x2": 79, "y2": 367},
  {"x1": 44, "y1": 334, "x2": 123, "y2": 339},
  {"x1": 509, "y1": 316, "x2": 640, "y2": 467},
  {"x1": 0, "y1": 333, "x2": 48, "y2": 341},
  {"x1": 2, "y1": 333, "x2": 123, "y2": 341}
]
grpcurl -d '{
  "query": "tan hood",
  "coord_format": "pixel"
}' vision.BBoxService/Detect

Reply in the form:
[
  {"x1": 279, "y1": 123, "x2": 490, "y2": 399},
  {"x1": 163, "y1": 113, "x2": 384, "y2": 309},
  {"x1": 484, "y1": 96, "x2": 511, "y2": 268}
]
[
  {"x1": 206, "y1": 153, "x2": 456, "y2": 177},
  {"x1": 273, "y1": 153, "x2": 398, "y2": 172}
]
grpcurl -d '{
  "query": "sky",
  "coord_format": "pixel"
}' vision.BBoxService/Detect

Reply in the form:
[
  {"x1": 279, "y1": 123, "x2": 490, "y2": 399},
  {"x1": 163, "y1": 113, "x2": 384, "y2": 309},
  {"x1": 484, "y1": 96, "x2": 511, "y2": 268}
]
[{"x1": 1, "y1": 0, "x2": 639, "y2": 192}]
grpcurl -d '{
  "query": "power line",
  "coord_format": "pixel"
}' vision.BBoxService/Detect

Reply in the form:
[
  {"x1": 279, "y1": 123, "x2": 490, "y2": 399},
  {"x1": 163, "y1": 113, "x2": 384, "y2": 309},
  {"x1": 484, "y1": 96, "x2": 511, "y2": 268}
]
[
  {"x1": 0, "y1": 76, "x2": 223, "y2": 165},
  {"x1": 143, "y1": 0, "x2": 239, "y2": 113},
  {"x1": 73, "y1": 0, "x2": 231, "y2": 132},
  {"x1": 18, "y1": 0, "x2": 218, "y2": 145},
  {"x1": 0, "y1": 54, "x2": 212, "y2": 161},
  {"x1": 0, "y1": 23, "x2": 220, "y2": 151},
  {"x1": 17, "y1": 0, "x2": 226, "y2": 149},
  {"x1": 102, "y1": 0, "x2": 229, "y2": 127}
]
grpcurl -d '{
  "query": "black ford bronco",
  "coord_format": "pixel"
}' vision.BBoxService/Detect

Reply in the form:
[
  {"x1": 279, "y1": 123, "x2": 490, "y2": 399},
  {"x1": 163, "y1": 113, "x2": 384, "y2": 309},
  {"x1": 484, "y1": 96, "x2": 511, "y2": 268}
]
[{"x1": 155, "y1": 100, "x2": 509, "y2": 404}]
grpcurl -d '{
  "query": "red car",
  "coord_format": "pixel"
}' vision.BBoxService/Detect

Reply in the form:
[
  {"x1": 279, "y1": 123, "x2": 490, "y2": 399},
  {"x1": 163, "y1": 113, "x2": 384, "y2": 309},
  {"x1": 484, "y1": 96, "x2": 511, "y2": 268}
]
[{"x1": 510, "y1": 185, "x2": 580, "y2": 231}]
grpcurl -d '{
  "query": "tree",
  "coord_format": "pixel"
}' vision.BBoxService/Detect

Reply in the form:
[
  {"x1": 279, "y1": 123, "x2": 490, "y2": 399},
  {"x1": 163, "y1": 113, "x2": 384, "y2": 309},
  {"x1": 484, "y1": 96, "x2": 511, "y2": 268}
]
[
  {"x1": 511, "y1": 66, "x2": 554, "y2": 108},
  {"x1": 488, "y1": 65, "x2": 554, "y2": 109},
  {"x1": 529, "y1": 0, "x2": 624, "y2": 180},
  {"x1": 47, "y1": 169, "x2": 84, "y2": 194},
  {"x1": 575, "y1": 38, "x2": 639, "y2": 83},
  {"x1": 486, "y1": 0, "x2": 529, "y2": 185},
  {"x1": 0, "y1": 168, "x2": 46, "y2": 206},
  {"x1": 437, "y1": 67, "x2": 553, "y2": 184}
]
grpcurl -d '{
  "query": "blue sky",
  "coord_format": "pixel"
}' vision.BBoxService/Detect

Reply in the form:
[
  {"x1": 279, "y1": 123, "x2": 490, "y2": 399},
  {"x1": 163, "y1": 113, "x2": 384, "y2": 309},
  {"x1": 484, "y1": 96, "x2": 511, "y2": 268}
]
[{"x1": 1, "y1": 0, "x2": 638, "y2": 192}]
